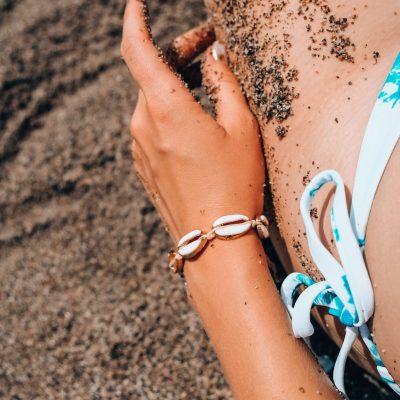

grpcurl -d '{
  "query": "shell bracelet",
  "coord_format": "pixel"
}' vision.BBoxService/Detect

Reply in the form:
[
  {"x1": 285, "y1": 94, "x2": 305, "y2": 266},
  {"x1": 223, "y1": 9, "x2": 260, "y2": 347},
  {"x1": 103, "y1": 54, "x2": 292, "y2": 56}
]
[{"x1": 168, "y1": 214, "x2": 269, "y2": 276}]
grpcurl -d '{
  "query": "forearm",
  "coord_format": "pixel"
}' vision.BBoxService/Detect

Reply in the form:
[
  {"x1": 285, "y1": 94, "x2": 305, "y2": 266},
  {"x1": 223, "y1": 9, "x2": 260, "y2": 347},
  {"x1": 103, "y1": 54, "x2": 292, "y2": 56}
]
[
  {"x1": 185, "y1": 233, "x2": 341, "y2": 400},
  {"x1": 121, "y1": 3, "x2": 341, "y2": 397}
]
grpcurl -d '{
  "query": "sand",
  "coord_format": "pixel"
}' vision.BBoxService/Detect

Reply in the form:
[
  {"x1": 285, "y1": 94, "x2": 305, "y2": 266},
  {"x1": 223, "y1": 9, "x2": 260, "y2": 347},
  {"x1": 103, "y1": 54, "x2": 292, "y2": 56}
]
[
  {"x1": 0, "y1": 1, "x2": 229, "y2": 398},
  {"x1": 0, "y1": 0, "x2": 396, "y2": 399}
]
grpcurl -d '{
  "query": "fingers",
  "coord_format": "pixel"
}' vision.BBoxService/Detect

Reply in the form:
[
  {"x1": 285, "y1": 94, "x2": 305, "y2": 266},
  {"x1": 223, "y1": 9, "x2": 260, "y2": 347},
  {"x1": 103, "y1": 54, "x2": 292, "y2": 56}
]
[
  {"x1": 121, "y1": 0, "x2": 192, "y2": 104},
  {"x1": 202, "y1": 42, "x2": 258, "y2": 135},
  {"x1": 164, "y1": 21, "x2": 215, "y2": 70},
  {"x1": 121, "y1": 1, "x2": 158, "y2": 84}
]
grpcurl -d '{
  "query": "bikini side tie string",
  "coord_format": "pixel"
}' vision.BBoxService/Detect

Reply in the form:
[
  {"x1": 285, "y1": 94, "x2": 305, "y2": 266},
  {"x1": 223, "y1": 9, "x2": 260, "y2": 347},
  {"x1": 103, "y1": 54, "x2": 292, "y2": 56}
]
[
  {"x1": 281, "y1": 170, "x2": 400, "y2": 397},
  {"x1": 281, "y1": 52, "x2": 400, "y2": 398}
]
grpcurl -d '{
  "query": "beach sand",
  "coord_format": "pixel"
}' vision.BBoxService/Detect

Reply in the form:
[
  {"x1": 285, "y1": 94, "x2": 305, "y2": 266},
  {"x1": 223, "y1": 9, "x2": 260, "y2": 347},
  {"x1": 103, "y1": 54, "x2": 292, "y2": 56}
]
[{"x1": 0, "y1": 1, "x2": 230, "y2": 398}]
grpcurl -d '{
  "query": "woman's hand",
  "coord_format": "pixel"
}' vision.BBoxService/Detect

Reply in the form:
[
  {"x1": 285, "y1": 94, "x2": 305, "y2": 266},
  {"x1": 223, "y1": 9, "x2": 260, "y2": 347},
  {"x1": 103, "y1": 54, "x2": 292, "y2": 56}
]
[
  {"x1": 121, "y1": 0, "x2": 265, "y2": 242},
  {"x1": 120, "y1": 5, "x2": 343, "y2": 399}
]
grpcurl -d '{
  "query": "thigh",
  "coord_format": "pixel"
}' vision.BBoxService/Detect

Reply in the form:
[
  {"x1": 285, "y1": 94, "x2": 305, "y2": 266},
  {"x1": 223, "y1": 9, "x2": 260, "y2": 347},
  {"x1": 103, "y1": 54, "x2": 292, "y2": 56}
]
[{"x1": 206, "y1": 0, "x2": 400, "y2": 378}]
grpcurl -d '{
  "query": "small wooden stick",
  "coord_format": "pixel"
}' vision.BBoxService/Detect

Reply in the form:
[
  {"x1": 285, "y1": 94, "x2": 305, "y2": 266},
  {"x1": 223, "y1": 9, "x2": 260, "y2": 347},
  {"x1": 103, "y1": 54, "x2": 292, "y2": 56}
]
[{"x1": 164, "y1": 21, "x2": 215, "y2": 71}]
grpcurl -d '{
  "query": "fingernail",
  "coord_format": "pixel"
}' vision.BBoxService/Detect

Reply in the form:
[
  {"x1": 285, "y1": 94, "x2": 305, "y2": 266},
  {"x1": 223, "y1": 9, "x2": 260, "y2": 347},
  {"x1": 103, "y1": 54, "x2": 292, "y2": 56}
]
[{"x1": 212, "y1": 41, "x2": 226, "y2": 62}]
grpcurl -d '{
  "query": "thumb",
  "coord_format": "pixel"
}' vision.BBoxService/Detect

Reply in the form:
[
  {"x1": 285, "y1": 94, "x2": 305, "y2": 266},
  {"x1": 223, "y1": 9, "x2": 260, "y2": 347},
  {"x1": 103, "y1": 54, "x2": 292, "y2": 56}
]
[{"x1": 202, "y1": 41, "x2": 257, "y2": 135}]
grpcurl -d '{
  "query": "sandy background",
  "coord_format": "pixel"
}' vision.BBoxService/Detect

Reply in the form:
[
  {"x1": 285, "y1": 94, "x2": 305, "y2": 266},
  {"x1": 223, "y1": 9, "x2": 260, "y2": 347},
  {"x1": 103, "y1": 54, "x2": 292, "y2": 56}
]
[{"x1": 0, "y1": 0, "x2": 397, "y2": 399}]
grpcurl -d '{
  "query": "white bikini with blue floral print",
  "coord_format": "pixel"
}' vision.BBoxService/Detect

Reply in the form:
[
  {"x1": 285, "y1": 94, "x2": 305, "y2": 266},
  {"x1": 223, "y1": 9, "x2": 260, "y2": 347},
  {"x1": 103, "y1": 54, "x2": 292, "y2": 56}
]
[{"x1": 281, "y1": 53, "x2": 400, "y2": 398}]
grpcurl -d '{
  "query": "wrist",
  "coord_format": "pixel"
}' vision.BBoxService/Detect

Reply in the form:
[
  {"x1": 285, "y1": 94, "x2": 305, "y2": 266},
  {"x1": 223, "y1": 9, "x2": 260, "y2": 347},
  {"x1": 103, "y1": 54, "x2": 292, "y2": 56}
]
[
  {"x1": 172, "y1": 198, "x2": 264, "y2": 240},
  {"x1": 169, "y1": 214, "x2": 268, "y2": 276},
  {"x1": 183, "y1": 230, "x2": 269, "y2": 286}
]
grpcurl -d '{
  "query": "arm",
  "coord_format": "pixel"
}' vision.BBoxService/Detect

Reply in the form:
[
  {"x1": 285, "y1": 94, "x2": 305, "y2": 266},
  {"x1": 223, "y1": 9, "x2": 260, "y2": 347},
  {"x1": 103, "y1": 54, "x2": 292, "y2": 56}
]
[
  {"x1": 121, "y1": 1, "x2": 341, "y2": 398},
  {"x1": 187, "y1": 234, "x2": 340, "y2": 399}
]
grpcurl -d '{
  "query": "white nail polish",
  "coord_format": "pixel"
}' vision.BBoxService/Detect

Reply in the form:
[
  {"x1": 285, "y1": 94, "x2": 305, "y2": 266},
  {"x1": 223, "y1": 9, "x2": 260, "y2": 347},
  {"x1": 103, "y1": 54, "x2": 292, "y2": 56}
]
[{"x1": 212, "y1": 41, "x2": 226, "y2": 61}]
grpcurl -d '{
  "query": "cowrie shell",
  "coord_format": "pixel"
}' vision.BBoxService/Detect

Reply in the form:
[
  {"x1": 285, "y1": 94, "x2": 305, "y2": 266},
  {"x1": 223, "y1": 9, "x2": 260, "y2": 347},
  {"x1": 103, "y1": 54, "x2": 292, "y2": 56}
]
[
  {"x1": 168, "y1": 250, "x2": 183, "y2": 273},
  {"x1": 256, "y1": 224, "x2": 269, "y2": 239},
  {"x1": 178, "y1": 229, "x2": 207, "y2": 258},
  {"x1": 213, "y1": 214, "x2": 249, "y2": 226},
  {"x1": 178, "y1": 229, "x2": 202, "y2": 247},
  {"x1": 258, "y1": 215, "x2": 269, "y2": 226},
  {"x1": 255, "y1": 215, "x2": 269, "y2": 239},
  {"x1": 212, "y1": 214, "x2": 252, "y2": 239}
]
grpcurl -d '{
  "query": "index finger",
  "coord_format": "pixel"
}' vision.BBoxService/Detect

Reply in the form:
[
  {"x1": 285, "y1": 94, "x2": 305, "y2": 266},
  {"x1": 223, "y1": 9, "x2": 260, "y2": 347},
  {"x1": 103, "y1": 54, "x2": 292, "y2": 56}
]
[{"x1": 121, "y1": 0, "x2": 193, "y2": 104}]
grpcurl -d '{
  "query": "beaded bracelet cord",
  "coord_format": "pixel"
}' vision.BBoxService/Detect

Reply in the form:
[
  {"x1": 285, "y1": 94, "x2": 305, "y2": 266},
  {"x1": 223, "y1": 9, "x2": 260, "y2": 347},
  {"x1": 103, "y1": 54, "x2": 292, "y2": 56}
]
[{"x1": 168, "y1": 214, "x2": 269, "y2": 276}]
